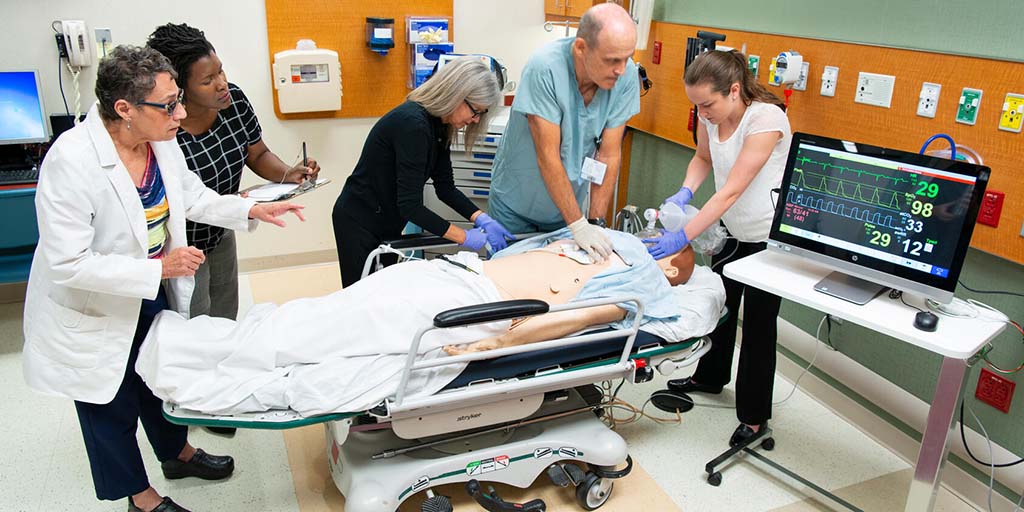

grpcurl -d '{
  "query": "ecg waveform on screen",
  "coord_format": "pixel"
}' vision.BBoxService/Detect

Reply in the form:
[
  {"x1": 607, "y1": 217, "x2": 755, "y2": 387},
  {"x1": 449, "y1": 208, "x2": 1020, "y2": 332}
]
[
  {"x1": 790, "y1": 165, "x2": 905, "y2": 209},
  {"x1": 786, "y1": 191, "x2": 900, "y2": 229}
]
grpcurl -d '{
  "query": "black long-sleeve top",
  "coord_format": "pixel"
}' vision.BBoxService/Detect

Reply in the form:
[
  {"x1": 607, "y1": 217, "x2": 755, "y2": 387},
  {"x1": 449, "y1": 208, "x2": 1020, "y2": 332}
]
[{"x1": 336, "y1": 101, "x2": 479, "y2": 238}]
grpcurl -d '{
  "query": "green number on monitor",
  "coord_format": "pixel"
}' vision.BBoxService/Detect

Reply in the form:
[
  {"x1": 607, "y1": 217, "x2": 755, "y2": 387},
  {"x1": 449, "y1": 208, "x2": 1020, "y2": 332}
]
[
  {"x1": 915, "y1": 182, "x2": 939, "y2": 198},
  {"x1": 870, "y1": 230, "x2": 891, "y2": 247}
]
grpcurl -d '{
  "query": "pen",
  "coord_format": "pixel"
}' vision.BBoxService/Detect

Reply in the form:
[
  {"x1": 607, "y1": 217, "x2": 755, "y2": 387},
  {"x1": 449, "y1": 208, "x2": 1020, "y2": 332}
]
[{"x1": 302, "y1": 141, "x2": 314, "y2": 185}]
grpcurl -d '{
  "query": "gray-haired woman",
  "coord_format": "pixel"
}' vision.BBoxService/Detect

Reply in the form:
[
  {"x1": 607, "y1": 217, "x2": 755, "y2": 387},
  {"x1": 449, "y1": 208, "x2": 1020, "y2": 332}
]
[
  {"x1": 22, "y1": 45, "x2": 304, "y2": 512},
  {"x1": 331, "y1": 56, "x2": 512, "y2": 287}
]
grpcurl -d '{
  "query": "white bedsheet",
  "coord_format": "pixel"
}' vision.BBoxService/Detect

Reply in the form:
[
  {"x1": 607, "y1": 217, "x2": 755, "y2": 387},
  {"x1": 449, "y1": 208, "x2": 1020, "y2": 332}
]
[
  {"x1": 641, "y1": 266, "x2": 726, "y2": 342},
  {"x1": 137, "y1": 256, "x2": 509, "y2": 416},
  {"x1": 137, "y1": 257, "x2": 726, "y2": 417}
]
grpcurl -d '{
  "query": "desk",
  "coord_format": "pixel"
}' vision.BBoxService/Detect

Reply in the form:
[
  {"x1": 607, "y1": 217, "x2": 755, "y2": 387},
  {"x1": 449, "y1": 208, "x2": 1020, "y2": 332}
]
[
  {"x1": 0, "y1": 185, "x2": 38, "y2": 283},
  {"x1": 723, "y1": 250, "x2": 1005, "y2": 512}
]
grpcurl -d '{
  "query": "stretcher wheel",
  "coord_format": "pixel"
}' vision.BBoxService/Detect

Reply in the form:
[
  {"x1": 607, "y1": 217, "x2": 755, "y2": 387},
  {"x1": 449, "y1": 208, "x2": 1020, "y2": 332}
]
[
  {"x1": 575, "y1": 472, "x2": 613, "y2": 510},
  {"x1": 420, "y1": 494, "x2": 453, "y2": 512},
  {"x1": 706, "y1": 471, "x2": 722, "y2": 486},
  {"x1": 761, "y1": 437, "x2": 775, "y2": 451}
]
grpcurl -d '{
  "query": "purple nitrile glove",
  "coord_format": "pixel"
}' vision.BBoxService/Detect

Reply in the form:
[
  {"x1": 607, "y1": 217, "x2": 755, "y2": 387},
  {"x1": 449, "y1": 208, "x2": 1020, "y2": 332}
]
[
  {"x1": 665, "y1": 186, "x2": 694, "y2": 209},
  {"x1": 461, "y1": 228, "x2": 488, "y2": 251},
  {"x1": 643, "y1": 229, "x2": 690, "y2": 259},
  {"x1": 473, "y1": 213, "x2": 515, "y2": 252}
]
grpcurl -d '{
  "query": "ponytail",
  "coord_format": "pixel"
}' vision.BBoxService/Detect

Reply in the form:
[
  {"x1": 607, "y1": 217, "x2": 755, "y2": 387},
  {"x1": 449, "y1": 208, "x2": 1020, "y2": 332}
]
[{"x1": 684, "y1": 50, "x2": 785, "y2": 112}]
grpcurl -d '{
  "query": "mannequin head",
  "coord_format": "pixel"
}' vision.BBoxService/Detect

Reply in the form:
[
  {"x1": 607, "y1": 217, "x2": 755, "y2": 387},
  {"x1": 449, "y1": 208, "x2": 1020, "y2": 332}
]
[{"x1": 655, "y1": 246, "x2": 696, "y2": 286}]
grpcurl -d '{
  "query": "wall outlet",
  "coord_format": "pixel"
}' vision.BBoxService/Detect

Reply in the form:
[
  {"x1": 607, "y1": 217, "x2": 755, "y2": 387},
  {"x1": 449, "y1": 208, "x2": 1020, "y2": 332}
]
[
  {"x1": 976, "y1": 368, "x2": 1015, "y2": 413},
  {"x1": 793, "y1": 61, "x2": 810, "y2": 91},
  {"x1": 916, "y1": 82, "x2": 941, "y2": 118},
  {"x1": 820, "y1": 66, "x2": 838, "y2": 97},
  {"x1": 956, "y1": 87, "x2": 983, "y2": 125},
  {"x1": 978, "y1": 190, "x2": 1005, "y2": 227},
  {"x1": 767, "y1": 57, "x2": 779, "y2": 86},
  {"x1": 748, "y1": 55, "x2": 760, "y2": 79},
  {"x1": 855, "y1": 72, "x2": 896, "y2": 108},
  {"x1": 998, "y1": 93, "x2": 1024, "y2": 133}
]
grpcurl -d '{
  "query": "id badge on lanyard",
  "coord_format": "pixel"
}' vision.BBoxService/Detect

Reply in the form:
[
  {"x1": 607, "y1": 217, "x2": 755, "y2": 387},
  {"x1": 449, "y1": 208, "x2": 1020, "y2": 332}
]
[{"x1": 580, "y1": 136, "x2": 607, "y2": 186}]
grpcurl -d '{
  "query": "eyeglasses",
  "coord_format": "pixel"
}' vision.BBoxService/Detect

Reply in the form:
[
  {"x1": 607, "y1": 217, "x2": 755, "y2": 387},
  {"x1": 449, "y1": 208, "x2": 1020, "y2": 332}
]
[
  {"x1": 464, "y1": 99, "x2": 487, "y2": 119},
  {"x1": 137, "y1": 90, "x2": 184, "y2": 116}
]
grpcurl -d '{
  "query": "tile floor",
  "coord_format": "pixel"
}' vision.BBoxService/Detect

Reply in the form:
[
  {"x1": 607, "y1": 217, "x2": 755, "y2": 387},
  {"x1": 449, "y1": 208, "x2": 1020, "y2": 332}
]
[{"x1": 0, "y1": 263, "x2": 979, "y2": 511}]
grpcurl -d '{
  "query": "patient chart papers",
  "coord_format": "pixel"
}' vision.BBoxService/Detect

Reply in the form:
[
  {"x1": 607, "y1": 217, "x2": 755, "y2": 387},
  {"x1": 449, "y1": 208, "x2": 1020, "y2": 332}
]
[{"x1": 245, "y1": 178, "x2": 331, "y2": 202}]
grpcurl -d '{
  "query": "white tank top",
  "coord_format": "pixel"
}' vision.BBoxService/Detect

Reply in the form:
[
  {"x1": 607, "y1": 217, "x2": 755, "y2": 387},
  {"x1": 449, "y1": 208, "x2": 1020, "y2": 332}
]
[{"x1": 703, "y1": 101, "x2": 792, "y2": 242}]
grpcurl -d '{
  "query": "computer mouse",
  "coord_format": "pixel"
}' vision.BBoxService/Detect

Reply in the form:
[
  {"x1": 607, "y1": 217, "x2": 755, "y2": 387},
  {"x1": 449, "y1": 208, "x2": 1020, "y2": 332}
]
[{"x1": 914, "y1": 311, "x2": 939, "y2": 332}]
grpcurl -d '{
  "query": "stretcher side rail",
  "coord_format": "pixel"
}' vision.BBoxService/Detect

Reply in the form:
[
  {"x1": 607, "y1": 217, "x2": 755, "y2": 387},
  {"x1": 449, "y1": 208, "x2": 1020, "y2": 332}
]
[
  {"x1": 362, "y1": 233, "x2": 542, "y2": 279},
  {"x1": 391, "y1": 296, "x2": 644, "y2": 415}
]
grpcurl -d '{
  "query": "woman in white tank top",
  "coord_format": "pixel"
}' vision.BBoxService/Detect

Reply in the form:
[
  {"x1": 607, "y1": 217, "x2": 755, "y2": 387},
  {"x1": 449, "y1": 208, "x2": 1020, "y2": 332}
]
[{"x1": 646, "y1": 50, "x2": 791, "y2": 449}]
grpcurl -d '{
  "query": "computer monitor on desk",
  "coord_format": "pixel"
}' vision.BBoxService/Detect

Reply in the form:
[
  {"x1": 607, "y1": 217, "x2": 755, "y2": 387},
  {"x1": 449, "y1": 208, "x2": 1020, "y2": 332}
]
[
  {"x1": 0, "y1": 70, "x2": 49, "y2": 145},
  {"x1": 767, "y1": 132, "x2": 990, "y2": 305}
]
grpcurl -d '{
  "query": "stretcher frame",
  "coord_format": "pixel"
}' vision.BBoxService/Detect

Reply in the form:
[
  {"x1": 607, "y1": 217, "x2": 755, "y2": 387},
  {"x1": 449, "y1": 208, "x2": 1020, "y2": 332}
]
[{"x1": 163, "y1": 235, "x2": 724, "y2": 511}]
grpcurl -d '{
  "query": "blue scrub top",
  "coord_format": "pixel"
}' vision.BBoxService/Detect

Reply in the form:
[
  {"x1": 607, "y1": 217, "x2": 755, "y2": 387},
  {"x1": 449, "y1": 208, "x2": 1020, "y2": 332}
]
[{"x1": 490, "y1": 38, "x2": 640, "y2": 229}]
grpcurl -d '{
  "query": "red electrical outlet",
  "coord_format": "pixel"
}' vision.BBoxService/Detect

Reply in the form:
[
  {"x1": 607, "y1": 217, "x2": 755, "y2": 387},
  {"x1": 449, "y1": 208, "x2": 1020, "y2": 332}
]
[
  {"x1": 976, "y1": 368, "x2": 1015, "y2": 413},
  {"x1": 652, "y1": 41, "x2": 662, "y2": 65},
  {"x1": 977, "y1": 190, "x2": 1004, "y2": 227}
]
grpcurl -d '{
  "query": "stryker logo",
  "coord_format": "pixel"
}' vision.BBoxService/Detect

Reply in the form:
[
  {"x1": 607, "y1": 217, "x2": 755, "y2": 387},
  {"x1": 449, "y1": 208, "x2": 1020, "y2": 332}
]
[{"x1": 457, "y1": 412, "x2": 482, "y2": 422}]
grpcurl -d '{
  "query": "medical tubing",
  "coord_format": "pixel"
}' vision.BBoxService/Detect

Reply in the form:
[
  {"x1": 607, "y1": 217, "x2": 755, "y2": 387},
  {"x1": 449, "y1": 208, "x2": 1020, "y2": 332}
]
[
  {"x1": 965, "y1": 403, "x2": 996, "y2": 512},
  {"x1": 919, "y1": 133, "x2": 957, "y2": 161}
]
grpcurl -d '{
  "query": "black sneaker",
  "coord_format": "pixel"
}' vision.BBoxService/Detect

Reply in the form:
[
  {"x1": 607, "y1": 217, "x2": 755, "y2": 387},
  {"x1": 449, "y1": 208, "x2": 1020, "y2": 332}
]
[
  {"x1": 666, "y1": 377, "x2": 723, "y2": 395},
  {"x1": 128, "y1": 496, "x2": 192, "y2": 512},
  {"x1": 161, "y1": 448, "x2": 235, "y2": 480}
]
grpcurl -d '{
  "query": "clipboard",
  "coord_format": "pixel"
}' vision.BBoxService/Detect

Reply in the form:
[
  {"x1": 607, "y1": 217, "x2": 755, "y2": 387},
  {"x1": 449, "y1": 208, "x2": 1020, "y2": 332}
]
[{"x1": 242, "y1": 178, "x2": 332, "y2": 202}]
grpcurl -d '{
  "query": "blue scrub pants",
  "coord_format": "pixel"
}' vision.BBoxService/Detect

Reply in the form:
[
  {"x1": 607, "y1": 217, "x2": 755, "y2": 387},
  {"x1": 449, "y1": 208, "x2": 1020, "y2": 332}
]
[
  {"x1": 74, "y1": 287, "x2": 189, "y2": 501},
  {"x1": 488, "y1": 194, "x2": 571, "y2": 236}
]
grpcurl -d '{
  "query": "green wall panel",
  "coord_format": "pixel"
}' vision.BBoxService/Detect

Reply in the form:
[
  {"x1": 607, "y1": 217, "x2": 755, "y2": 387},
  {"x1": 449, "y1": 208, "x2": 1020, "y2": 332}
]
[{"x1": 653, "y1": 0, "x2": 1023, "y2": 62}]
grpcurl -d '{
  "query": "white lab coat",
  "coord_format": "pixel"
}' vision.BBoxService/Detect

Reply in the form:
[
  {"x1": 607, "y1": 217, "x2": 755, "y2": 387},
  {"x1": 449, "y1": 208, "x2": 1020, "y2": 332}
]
[{"x1": 22, "y1": 104, "x2": 258, "y2": 404}]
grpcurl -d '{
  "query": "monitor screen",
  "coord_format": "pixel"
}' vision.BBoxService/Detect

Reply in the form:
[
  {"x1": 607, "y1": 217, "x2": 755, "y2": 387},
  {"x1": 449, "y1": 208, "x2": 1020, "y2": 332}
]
[
  {"x1": 0, "y1": 70, "x2": 48, "y2": 145},
  {"x1": 768, "y1": 132, "x2": 990, "y2": 304}
]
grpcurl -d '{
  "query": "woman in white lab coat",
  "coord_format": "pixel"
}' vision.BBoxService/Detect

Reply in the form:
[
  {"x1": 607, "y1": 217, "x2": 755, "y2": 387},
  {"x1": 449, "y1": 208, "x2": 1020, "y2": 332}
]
[{"x1": 21, "y1": 45, "x2": 304, "y2": 512}]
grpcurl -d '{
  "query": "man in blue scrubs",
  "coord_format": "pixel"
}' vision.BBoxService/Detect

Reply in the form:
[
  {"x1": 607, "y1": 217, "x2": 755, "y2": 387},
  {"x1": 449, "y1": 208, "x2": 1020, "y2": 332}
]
[{"x1": 489, "y1": 3, "x2": 640, "y2": 262}]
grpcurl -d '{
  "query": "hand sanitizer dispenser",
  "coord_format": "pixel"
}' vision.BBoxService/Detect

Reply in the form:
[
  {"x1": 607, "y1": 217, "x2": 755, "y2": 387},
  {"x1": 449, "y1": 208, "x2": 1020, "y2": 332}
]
[{"x1": 273, "y1": 39, "x2": 342, "y2": 113}]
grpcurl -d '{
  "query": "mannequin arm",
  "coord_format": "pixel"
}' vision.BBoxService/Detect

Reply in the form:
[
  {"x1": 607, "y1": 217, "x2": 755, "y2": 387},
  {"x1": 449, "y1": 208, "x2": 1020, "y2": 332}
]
[{"x1": 444, "y1": 304, "x2": 626, "y2": 355}]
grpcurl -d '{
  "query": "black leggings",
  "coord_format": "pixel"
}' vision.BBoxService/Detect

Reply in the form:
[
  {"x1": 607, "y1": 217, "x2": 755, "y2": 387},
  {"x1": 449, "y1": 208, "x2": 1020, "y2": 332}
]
[
  {"x1": 692, "y1": 238, "x2": 783, "y2": 425},
  {"x1": 331, "y1": 205, "x2": 398, "y2": 288}
]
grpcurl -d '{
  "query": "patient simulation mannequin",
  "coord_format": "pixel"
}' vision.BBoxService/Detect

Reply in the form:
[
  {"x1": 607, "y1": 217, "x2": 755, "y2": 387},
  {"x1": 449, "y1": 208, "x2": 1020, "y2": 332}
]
[{"x1": 137, "y1": 229, "x2": 696, "y2": 416}]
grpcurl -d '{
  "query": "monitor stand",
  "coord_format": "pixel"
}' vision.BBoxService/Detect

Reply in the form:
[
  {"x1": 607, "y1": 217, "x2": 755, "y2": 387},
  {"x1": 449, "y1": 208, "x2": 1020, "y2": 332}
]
[{"x1": 813, "y1": 271, "x2": 886, "y2": 305}]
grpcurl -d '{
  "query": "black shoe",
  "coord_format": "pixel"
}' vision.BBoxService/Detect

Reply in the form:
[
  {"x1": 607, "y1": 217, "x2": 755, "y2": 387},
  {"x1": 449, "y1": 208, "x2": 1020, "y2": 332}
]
[
  {"x1": 128, "y1": 496, "x2": 192, "y2": 512},
  {"x1": 205, "y1": 426, "x2": 237, "y2": 436},
  {"x1": 729, "y1": 422, "x2": 767, "y2": 448},
  {"x1": 161, "y1": 448, "x2": 235, "y2": 480},
  {"x1": 666, "y1": 377, "x2": 723, "y2": 395}
]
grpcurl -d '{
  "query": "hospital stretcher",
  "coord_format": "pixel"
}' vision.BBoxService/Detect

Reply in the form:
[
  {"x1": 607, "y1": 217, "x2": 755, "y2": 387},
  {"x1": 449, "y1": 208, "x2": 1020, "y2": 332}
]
[{"x1": 163, "y1": 235, "x2": 726, "y2": 512}]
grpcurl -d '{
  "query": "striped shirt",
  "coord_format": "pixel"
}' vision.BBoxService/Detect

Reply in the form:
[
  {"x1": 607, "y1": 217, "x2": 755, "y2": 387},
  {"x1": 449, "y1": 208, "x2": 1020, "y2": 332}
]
[
  {"x1": 137, "y1": 145, "x2": 169, "y2": 259},
  {"x1": 176, "y1": 83, "x2": 262, "y2": 251}
]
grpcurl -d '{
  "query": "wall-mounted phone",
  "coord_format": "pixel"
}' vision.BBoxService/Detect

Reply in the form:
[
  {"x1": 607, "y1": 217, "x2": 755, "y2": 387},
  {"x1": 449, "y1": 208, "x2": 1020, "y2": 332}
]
[{"x1": 59, "y1": 20, "x2": 93, "y2": 67}]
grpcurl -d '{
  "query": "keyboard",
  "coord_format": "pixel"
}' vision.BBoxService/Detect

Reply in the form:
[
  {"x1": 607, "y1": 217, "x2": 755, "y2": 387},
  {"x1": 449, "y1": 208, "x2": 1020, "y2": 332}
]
[{"x1": 0, "y1": 167, "x2": 39, "y2": 185}]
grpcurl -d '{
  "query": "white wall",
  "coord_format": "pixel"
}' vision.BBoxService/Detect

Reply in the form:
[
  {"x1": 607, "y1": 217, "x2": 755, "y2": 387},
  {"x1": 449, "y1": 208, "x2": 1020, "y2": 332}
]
[{"x1": 0, "y1": 0, "x2": 564, "y2": 267}]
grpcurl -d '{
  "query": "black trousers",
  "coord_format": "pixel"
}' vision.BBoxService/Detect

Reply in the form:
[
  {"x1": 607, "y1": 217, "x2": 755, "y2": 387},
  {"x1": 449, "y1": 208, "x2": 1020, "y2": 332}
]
[
  {"x1": 74, "y1": 288, "x2": 188, "y2": 501},
  {"x1": 332, "y1": 204, "x2": 398, "y2": 288},
  {"x1": 693, "y1": 238, "x2": 782, "y2": 425}
]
